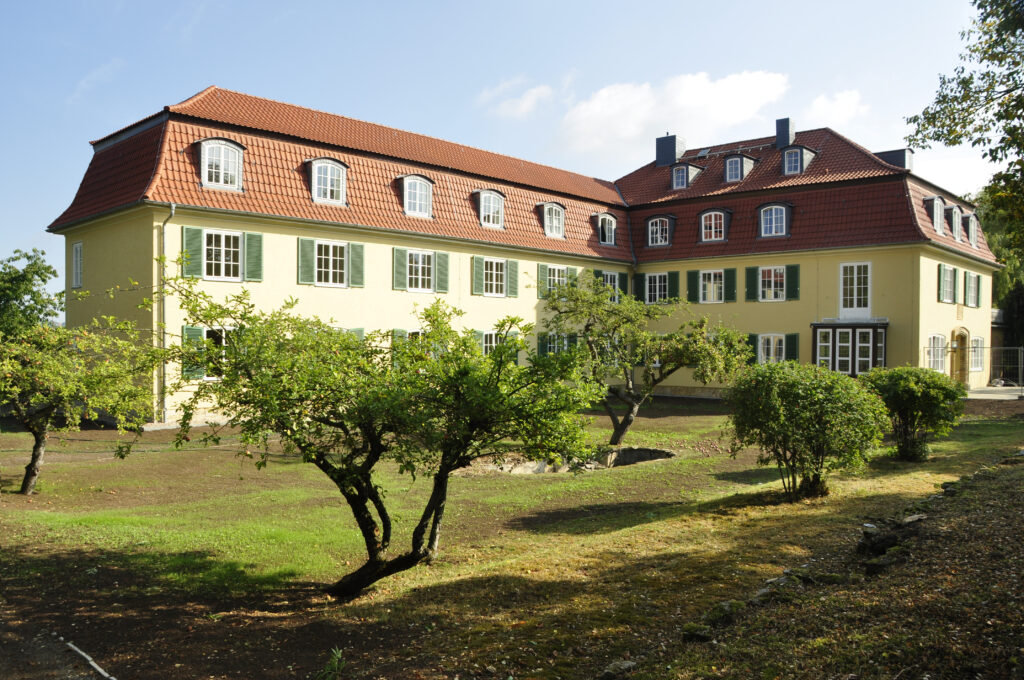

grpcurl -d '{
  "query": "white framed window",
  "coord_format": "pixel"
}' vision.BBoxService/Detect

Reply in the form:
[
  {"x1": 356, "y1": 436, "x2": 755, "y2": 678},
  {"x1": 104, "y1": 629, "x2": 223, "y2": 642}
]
[
  {"x1": 312, "y1": 159, "x2": 346, "y2": 205},
  {"x1": 315, "y1": 240, "x2": 347, "y2": 287},
  {"x1": 836, "y1": 329, "x2": 853, "y2": 374},
  {"x1": 816, "y1": 329, "x2": 832, "y2": 368},
  {"x1": 783, "y1": 149, "x2": 801, "y2": 175},
  {"x1": 404, "y1": 176, "x2": 433, "y2": 218},
  {"x1": 547, "y1": 333, "x2": 569, "y2": 354},
  {"x1": 939, "y1": 264, "x2": 956, "y2": 303},
  {"x1": 646, "y1": 272, "x2": 668, "y2": 304},
  {"x1": 725, "y1": 157, "x2": 742, "y2": 182},
  {"x1": 204, "y1": 230, "x2": 243, "y2": 281},
  {"x1": 875, "y1": 329, "x2": 886, "y2": 368},
  {"x1": 932, "y1": 198, "x2": 945, "y2": 234},
  {"x1": 701, "y1": 211, "x2": 725, "y2": 242},
  {"x1": 840, "y1": 262, "x2": 870, "y2": 318},
  {"x1": 968, "y1": 214, "x2": 979, "y2": 247},
  {"x1": 204, "y1": 326, "x2": 234, "y2": 380},
  {"x1": 759, "y1": 334, "x2": 785, "y2": 364},
  {"x1": 71, "y1": 241, "x2": 83, "y2": 289},
  {"x1": 547, "y1": 265, "x2": 567, "y2": 291},
  {"x1": 482, "y1": 331, "x2": 499, "y2": 356},
  {"x1": 480, "y1": 191, "x2": 504, "y2": 228},
  {"x1": 700, "y1": 270, "x2": 724, "y2": 304},
  {"x1": 950, "y1": 206, "x2": 963, "y2": 240},
  {"x1": 543, "y1": 204, "x2": 565, "y2": 238},
  {"x1": 602, "y1": 271, "x2": 620, "y2": 303},
  {"x1": 648, "y1": 218, "x2": 670, "y2": 246},
  {"x1": 965, "y1": 271, "x2": 979, "y2": 307},
  {"x1": 484, "y1": 257, "x2": 506, "y2": 296},
  {"x1": 200, "y1": 140, "x2": 243, "y2": 190},
  {"x1": 759, "y1": 266, "x2": 785, "y2": 301},
  {"x1": 672, "y1": 166, "x2": 688, "y2": 189},
  {"x1": 970, "y1": 337, "x2": 984, "y2": 372},
  {"x1": 760, "y1": 206, "x2": 787, "y2": 237},
  {"x1": 856, "y1": 329, "x2": 873, "y2": 374},
  {"x1": 407, "y1": 250, "x2": 434, "y2": 292},
  {"x1": 598, "y1": 214, "x2": 616, "y2": 245},
  {"x1": 926, "y1": 334, "x2": 947, "y2": 371}
]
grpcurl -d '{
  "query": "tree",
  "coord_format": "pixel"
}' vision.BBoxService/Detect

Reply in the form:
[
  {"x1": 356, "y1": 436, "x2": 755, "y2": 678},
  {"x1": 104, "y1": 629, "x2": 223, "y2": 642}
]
[
  {"x1": 973, "y1": 183, "x2": 1024, "y2": 307},
  {"x1": 907, "y1": 0, "x2": 1024, "y2": 251},
  {"x1": 0, "y1": 320, "x2": 157, "y2": 494},
  {"x1": 168, "y1": 283, "x2": 601, "y2": 597},
  {"x1": 543, "y1": 273, "x2": 751, "y2": 445},
  {"x1": 728, "y1": 362, "x2": 887, "y2": 500},
  {"x1": 0, "y1": 249, "x2": 62, "y2": 338},
  {"x1": 860, "y1": 366, "x2": 966, "y2": 462}
]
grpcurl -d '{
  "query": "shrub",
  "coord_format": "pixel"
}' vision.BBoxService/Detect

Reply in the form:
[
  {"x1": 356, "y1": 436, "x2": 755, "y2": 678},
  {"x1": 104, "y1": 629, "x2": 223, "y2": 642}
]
[
  {"x1": 860, "y1": 366, "x2": 966, "y2": 461},
  {"x1": 728, "y1": 362, "x2": 887, "y2": 500}
]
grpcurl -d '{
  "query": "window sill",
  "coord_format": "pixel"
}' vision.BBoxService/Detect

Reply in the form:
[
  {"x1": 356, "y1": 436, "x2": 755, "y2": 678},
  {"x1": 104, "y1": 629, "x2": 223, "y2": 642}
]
[
  {"x1": 312, "y1": 198, "x2": 348, "y2": 207},
  {"x1": 201, "y1": 184, "x2": 244, "y2": 193}
]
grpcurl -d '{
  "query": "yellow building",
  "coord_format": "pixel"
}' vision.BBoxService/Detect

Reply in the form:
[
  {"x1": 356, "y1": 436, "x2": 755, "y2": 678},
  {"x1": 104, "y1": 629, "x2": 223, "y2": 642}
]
[{"x1": 49, "y1": 88, "x2": 999, "y2": 422}]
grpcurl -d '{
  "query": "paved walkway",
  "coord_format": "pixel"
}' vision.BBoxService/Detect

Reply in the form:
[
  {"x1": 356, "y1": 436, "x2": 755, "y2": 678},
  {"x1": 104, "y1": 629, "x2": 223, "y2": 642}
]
[{"x1": 968, "y1": 386, "x2": 1024, "y2": 400}]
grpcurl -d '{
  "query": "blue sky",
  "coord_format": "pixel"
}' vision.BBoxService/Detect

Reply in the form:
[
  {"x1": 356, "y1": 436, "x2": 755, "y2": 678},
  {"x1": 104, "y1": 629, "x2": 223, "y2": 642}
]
[{"x1": 0, "y1": 0, "x2": 990, "y2": 282}]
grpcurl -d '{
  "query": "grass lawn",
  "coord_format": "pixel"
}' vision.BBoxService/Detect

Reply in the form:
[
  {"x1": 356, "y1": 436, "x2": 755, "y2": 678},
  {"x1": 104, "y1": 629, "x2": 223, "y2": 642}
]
[{"x1": 0, "y1": 398, "x2": 1021, "y2": 680}]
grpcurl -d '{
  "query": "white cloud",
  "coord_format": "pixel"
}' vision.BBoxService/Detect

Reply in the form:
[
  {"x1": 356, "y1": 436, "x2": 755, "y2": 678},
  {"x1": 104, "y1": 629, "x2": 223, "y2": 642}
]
[
  {"x1": 912, "y1": 147, "x2": 996, "y2": 198},
  {"x1": 66, "y1": 58, "x2": 125, "y2": 104},
  {"x1": 559, "y1": 71, "x2": 789, "y2": 170},
  {"x1": 477, "y1": 76, "x2": 529, "y2": 105},
  {"x1": 494, "y1": 85, "x2": 554, "y2": 119},
  {"x1": 803, "y1": 90, "x2": 870, "y2": 130}
]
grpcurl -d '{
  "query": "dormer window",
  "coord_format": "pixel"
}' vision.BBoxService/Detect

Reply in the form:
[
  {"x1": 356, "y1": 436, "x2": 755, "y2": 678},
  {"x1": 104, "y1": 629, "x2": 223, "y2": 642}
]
[
  {"x1": 403, "y1": 175, "x2": 433, "y2": 218},
  {"x1": 673, "y1": 165, "x2": 688, "y2": 189},
  {"x1": 759, "y1": 204, "x2": 790, "y2": 237},
  {"x1": 541, "y1": 203, "x2": 565, "y2": 238},
  {"x1": 311, "y1": 158, "x2": 347, "y2": 205},
  {"x1": 648, "y1": 217, "x2": 671, "y2": 246},
  {"x1": 478, "y1": 190, "x2": 504, "y2": 228},
  {"x1": 596, "y1": 213, "x2": 616, "y2": 245},
  {"x1": 948, "y1": 206, "x2": 963, "y2": 240},
  {"x1": 200, "y1": 139, "x2": 243, "y2": 191},
  {"x1": 925, "y1": 196, "x2": 946, "y2": 234},
  {"x1": 725, "y1": 157, "x2": 742, "y2": 182},
  {"x1": 967, "y1": 214, "x2": 979, "y2": 247},
  {"x1": 784, "y1": 149, "x2": 801, "y2": 175},
  {"x1": 700, "y1": 210, "x2": 727, "y2": 242}
]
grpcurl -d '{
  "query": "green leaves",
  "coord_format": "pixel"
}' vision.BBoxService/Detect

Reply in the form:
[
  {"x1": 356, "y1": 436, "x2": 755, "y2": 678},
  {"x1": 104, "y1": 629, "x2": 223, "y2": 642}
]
[{"x1": 0, "y1": 249, "x2": 62, "y2": 339}]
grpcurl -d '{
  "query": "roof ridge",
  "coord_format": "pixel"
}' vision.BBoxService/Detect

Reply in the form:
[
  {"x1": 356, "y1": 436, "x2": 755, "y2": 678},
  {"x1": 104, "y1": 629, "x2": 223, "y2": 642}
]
[
  {"x1": 170, "y1": 85, "x2": 219, "y2": 109},
  {"x1": 169, "y1": 86, "x2": 619, "y2": 194},
  {"x1": 820, "y1": 126, "x2": 911, "y2": 173}
]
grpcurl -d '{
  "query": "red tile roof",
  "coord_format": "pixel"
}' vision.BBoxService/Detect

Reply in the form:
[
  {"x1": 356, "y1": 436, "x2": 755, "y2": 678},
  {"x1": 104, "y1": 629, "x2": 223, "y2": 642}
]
[{"x1": 906, "y1": 179, "x2": 995, "y2": 261}]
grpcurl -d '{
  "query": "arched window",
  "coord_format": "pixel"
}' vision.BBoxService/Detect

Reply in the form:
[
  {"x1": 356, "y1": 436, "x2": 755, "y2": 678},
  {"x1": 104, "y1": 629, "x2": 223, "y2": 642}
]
[
  {"x1": 760, "y1": 205, "x2": 788, "y2": 237},
  {"x1": 701, "y1": 211, "x2": 725, "y2": 241},
  {"x1": 479, "y1": 191, "x2": 505, "y2": 227},
  {"x1": 403, "y1": 175, "x2": 433, "y2": 217},
  {"x1": 597, "y1": 213, "x2": 616, "y2": 245},
  {"x1": 200, "y1": 139, "x2": 243, "y2": 190},
  {"x1": 311, "y1": 159, "x2": 347, "y2": 205},
  {"x1": 648, "y1": 217, "x2": 670, "y2": 246},
  {"x1": 542, "y1": 203, "x2": 565, "y2": 238}
]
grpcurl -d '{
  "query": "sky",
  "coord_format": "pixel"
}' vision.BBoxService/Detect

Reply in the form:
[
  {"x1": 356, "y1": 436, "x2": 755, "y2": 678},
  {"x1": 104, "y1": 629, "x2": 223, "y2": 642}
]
[{"x1": 0, "y1": 0, "x2": 994, "y2": 284}]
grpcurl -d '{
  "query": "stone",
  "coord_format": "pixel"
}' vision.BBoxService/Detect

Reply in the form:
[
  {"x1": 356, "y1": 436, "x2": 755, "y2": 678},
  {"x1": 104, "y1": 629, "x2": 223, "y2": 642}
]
[
  {"x1": 900, "y1": 514, "x2": 927, "y2": 526},
  {"x1": 596, "y1": 660, "x2": 637, "y2": 679}
]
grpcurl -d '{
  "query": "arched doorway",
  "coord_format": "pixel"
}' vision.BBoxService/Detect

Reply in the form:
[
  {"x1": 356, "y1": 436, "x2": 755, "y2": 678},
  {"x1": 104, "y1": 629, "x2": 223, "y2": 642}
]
[{"x1": 951, "y1": 328, "x2": 969, "y2": 385}]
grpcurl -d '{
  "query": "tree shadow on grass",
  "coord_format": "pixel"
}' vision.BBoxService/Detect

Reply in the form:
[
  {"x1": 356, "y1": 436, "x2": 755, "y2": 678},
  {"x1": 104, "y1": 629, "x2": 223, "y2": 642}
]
[{"x1": 713, "y1": 467, "x2": 779, "y2": 486}]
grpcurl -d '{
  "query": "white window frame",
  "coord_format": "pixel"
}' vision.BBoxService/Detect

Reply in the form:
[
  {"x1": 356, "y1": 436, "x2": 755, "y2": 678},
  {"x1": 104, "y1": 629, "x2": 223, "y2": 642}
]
[
  {"x1": 760, "y1": 206, "x2": 787, "y2": 237},
  {"x1": 314, "y1": 239, "x2": 348, "y2": 288},
  {"x1": 926, "y1": 334, "x2": 947, "y2": 371},
  {"x1": 932, "y1": 199, "x2": 945, "y2": 234},
  {"x1": 407, "y1": 249, "x2": 434, "y2": 292},
  {"x1": 759, "y1": 266, "x2": 786, "y2": 302},
  {"x1": 939, "y1": 265, "x2": 956, "y2": 304},
  {"x1": 543, "y1": 204, "x2": 565, "y2": 238},
  {"x1": 547, "y1": 265, "x2": 567, "y2": 291},
  {"x1": 700, "y1": 269, "x2": 724, "y2": 304},
  {"x1": 598, "y1": 214, "x2": 616, "y2": 245},
  {"x1": 547, "y1": 333, "x2": 569, "y2": 355},
  {"x1": 783, "y1": 149, "x2": 801, "y2": 175},
  {"x1": 203, "y1": 229, "x2": 243, "y2": 282},
  {"x1": 404, "y1": 176, "x2": 433, "y2": 218},
  {"x1": 970, "y1": 337, "x2": 984, "y2": 372},
  {"x1": 646, "y1": 272, "x2": 668, "y2": 304},
  {"x1": 856, "y1": 329, "x2": 873, "y2": 374},
  {"x1": 479, "y1": 191, "x2": 504, "y2": 228},
  {"x1": 602, "y1": 271, "x2": 620, "y2": 303},
  {"x1": 950, "y1": 206, "x2": 963, "y2": 240},
  {"x1": 968, "y1": 214, "x2": 979, "y2": 248},
  {"x1": 483, "y1": 257, "x2": 506, "y2": 297},
  {"x1": 839, "y1": 262, "x2": 871, "y2": 319},
  {"x1": 648, "y1": 218, "x2": 670, "y2": 246},
  {"x1": 482, "y1": 331, "x2": 499, "y2": 356},
  {"x1": 816, "y1": 328, "x2": 832, "y2": 368},
  {"x1": 311, "y1": 159, "x2": 346, "y2": 205},
  {"x1": 836, "y1": 329, "x2": 853, "y2": 374},
  {"x1": 965, "y1": 272, "x2": 979, "y2": 308},
  {"x1": 71, "y1": 241, "x2": 83, "y2": 289},
  {"x1": 759, "y1": 334, "x2": 785, "y2": 364},
  {"x1": 875, "y1": 329, "x2": 886, "y2": 368},
  {"x1": 200, "y1": 140, "x2": 243, "y2": 191},
  {"x1": 672, "y1": 165, "x2": 688, "y2": 189},
  {"x1": 203, "y1": 326, "x2": 234, "y2": 381},
  {"x1": 725, "y1": 157, "x2": 742, "y2": 182},
  {"x1": 701, "y1": 211, "x2": 725, "y2": 242}
]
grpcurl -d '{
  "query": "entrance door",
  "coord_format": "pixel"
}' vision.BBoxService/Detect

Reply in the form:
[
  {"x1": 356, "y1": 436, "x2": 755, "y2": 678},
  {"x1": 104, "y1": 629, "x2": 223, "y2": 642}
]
[{"x1": 952, "y1": 331, "x2": 969, "y2": 385}]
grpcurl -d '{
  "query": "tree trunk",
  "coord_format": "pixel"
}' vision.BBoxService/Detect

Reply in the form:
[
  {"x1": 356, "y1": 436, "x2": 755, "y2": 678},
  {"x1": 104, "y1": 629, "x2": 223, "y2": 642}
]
[
  {"x1": 608, "y1": 401, "x2": 641, "y2": 446},
  {"x1": 19, "y1": 431, "x2": 47, "y2": 495}
]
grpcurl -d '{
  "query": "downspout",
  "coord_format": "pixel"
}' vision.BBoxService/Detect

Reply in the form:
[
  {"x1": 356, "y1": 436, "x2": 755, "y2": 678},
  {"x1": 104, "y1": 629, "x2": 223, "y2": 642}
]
[{"x1": 158, "y1": 203, "x2": 175, "y2": 423}]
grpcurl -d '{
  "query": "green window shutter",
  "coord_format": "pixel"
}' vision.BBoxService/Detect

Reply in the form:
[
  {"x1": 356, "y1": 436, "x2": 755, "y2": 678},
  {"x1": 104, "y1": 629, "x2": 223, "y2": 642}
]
[
  {"x1": 349, "y1": 243, "x2": 364, "y2": 287},
  {"x1": 181, "y1": 325, "x2": 206, "y2": 379},
  {"x1": 976, "y1": 274, "x2": 982, "y2": 307},
  {"x1": 348, "y1": 328, "x2": 365, "y2": 340},
  {"x1": 724, "y1": 268, "x2": 737, "y2": 302},
  {"x1": 686, "y1": 270, "x2": 699, "y2": 303},
  {"x1": 507, "y1": 260, "x2": 518, "y2": 297},
  {"x1": 243, "y1": 233, "x2": 263, "y2": 281},
  {"x1": 474, "y1": 330, "x2": 485, "y2": 350},
  {"x1": 634, "y1": 273, "x2": 646, "y2": 301},
  {"x1": 963, "y1": 271, "x2": 969, "y2": 306},
  {"x1": 745, "y1": 266, "x2": 758, "y2": 301},
  {"x1": 537, "y1": 333, "x2": 548, "y2": 357},
  {"x1": 471, "y1": 256, "x2": 484, "y2": 295},
  {"x1": 747, "y1": 333, "x2": 759, "y2": 365},
  {"x1": 784, "y1": 333, "x2": 799, "y2": 361},
  {"x1": 785, "y1": 264, "x2": 800, "y2": 300},
  {"x1": 668, "y1": 271, "x2": 680, "y2": 298},
  {"x1": 937, "y1": 264, "x2": 944, "y2": 302},
  {"x1": 182, "y1": 226, "x2": 203, "y2": 278},
  {"x1": 953, "y1": 268, "x2": 960, "y2": 304},
  {"x1": 537, "y1": 264, "x2": 549, "y2": 298},
  {"x1": 393, "y1": 248, "x2": 408, "y2": 290},
  {"x1": 434, "y1": 251, "x2": 449, "y2": 293},
  {"x1": 297, "y1": 238, "x2": 315, "y2": 285},
  {"x1": 392, "y1": 329, "x2": 408, "y2": 343},
  {"x1": 618, "y1": 272, "x2": 629, "y2": 298}
]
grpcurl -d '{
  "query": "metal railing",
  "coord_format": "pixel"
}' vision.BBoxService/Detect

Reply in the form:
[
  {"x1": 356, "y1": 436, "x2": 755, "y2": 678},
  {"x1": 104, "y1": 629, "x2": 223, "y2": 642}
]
[{"x1": 989, "y1": 347, "x2": 1024, "y2": 395}]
